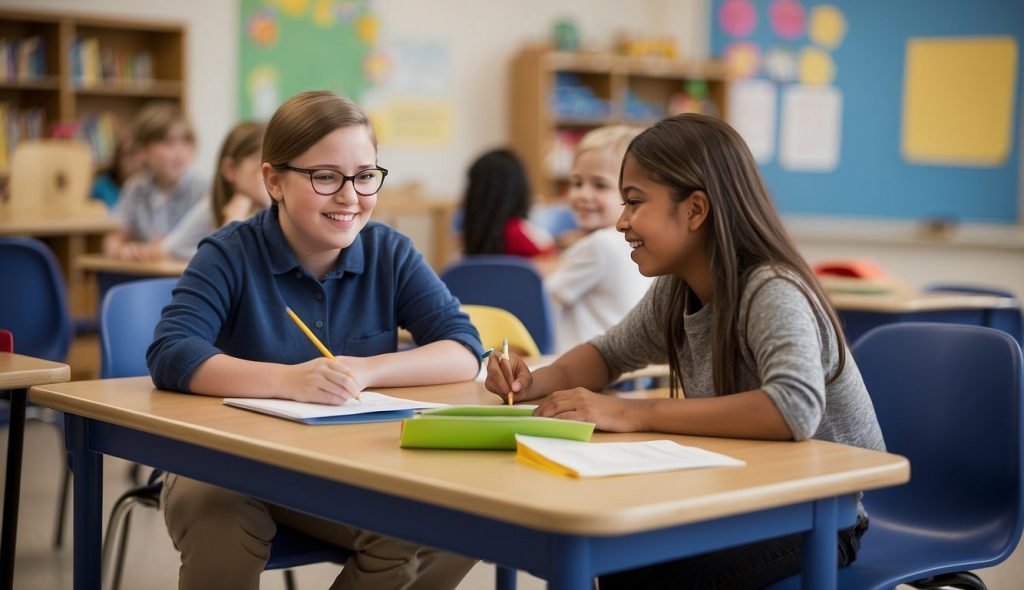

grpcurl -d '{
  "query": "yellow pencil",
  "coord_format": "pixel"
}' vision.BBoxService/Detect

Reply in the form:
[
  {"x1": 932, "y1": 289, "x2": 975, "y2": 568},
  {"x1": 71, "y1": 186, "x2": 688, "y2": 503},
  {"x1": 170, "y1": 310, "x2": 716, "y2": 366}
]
[
  {"x1": 286, "y1": 307, "x2": 360, "y2": 402},
  {"x1": 286, "y1": 307, "x2": 334, "y2": 359},
  {"x1": 502, "y1": 338, "x2": 513, "y2": 405}
]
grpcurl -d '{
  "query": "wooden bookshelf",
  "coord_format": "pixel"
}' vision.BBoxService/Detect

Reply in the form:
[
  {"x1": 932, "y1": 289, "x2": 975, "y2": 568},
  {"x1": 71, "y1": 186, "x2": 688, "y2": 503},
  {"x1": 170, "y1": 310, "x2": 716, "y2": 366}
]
[
  {"x1": 508, "y1": 46, "x2": 730, "y2": 200},
  {"x1": 0, "y1": 9, "x2": 186, "y2": 174}
]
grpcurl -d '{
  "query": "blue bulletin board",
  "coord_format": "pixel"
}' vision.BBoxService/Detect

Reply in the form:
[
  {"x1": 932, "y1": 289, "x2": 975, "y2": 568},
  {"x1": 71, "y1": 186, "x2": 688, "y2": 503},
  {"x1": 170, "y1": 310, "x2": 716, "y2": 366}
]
[{"x1": 710, "y1": 0, "x2": 1024, "y2": 223}]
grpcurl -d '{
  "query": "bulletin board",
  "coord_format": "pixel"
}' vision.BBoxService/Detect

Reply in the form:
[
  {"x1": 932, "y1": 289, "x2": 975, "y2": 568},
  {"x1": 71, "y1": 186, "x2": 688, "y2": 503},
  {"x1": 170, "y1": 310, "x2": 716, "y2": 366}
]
[
  {"x1": 238, "y1": 0, "x2": 381, "y2": 119},
  {"x1": 711, "y1": 0, "x2": 1024, "y2": 223}
]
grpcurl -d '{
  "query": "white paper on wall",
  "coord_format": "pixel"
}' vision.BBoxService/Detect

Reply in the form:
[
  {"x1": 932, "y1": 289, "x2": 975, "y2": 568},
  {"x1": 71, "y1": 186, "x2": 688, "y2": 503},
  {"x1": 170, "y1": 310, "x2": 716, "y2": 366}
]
[
  {"x1": 779, "y1": 85, "x2": 842, "y2": 171},
  {"x1": 727, "y1": 78, "x2": 778, "y2": 164}
]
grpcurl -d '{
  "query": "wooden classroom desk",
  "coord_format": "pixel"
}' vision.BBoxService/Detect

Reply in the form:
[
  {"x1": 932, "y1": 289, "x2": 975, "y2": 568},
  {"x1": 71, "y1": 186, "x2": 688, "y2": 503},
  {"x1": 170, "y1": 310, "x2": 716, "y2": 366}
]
[
  {"x1": 31, "y1": 377, "x2": 908, "y2": 590},
  {"x1": 828, "y1": 289, "x2": 1018, "y2": 343},
  {"x1": 0, "y1": 354, "x2": 70, "y2": 590},
  {"x1": 75, "y1": 253, "x2": 188, "y2": 278},
  {"x1": 0, "y1": 205, "x2": 119, "y2": 318}
]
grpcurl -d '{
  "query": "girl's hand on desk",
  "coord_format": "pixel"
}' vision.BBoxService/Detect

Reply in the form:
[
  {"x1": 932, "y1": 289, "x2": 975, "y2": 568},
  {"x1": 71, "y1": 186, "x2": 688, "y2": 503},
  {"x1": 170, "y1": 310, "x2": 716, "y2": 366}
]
[
  {"x1": 535, "y1": 388, "x2": 640, "y2": 432},
  {"x1": 282, "y1": 357, "x2": 365, "y2": 405},
  {"x1": 484, "y1": 352, "x2": 535, "y2": 403}
]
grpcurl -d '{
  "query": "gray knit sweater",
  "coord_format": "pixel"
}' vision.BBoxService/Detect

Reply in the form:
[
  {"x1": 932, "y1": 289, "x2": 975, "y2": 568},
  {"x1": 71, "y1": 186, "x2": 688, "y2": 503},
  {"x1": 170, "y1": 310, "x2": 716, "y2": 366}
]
[{"x1": 591, "y1": 265, "x2": 885, "y2": 451}]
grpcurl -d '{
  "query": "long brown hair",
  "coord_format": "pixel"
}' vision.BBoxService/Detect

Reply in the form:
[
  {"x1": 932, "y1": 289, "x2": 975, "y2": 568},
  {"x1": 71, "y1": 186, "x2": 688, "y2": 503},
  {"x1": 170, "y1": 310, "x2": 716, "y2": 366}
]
[
  {"x1": 623, "y1": 113, "x2": 847, "y2": 398},
  {"x1": 212, "y1": 121, "x2": 265, "y2": 226}
]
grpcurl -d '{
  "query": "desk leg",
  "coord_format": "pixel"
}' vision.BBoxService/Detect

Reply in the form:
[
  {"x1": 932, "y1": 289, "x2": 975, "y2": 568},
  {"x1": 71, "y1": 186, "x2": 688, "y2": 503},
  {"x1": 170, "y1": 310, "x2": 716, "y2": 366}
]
[
  {"x1": 70, "y1": 416, "x2": 102, "y2": 590},
  {"x1": 802, "y1": 497, "x2": 838, "y2": 590},
  {"x1": 548, "y1": 536, "x2": 592, "y2": 590},
  {"x1": 0, "y1": 388, "x2": 27, "y2": 590}
]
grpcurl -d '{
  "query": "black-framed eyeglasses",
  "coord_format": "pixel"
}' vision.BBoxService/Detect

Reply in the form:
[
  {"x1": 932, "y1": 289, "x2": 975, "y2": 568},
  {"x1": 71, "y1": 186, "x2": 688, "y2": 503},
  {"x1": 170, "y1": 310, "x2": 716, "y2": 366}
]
[{"x1": 275, "y1": 164, "x2": 388, "y2": 197}]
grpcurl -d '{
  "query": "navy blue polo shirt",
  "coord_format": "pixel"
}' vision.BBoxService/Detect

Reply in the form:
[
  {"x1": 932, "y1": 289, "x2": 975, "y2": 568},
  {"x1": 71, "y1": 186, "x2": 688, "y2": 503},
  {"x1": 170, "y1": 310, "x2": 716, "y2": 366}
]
[{"x1": 147, "y1": 205, "x2": 481, "y2": 392}]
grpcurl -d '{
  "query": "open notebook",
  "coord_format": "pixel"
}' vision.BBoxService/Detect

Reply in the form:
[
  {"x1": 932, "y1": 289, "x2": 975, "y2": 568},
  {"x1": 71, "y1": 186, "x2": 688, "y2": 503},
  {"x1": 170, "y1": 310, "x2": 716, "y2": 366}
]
[{"x1": 223, "y1": 392, "x2": 447, "y2": 424}]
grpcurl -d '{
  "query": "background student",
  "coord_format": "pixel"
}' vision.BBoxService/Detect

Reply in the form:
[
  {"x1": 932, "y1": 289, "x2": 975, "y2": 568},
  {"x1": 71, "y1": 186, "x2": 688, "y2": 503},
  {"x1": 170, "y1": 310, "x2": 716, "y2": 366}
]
[
  {"x1": 460, "y1": 147, "x2": 555, "y2": 258},
  {"x1": 545, "y1": 125, "x2": 653, "y2": 353},
  {"x1": 148, "y1": 91, "x2": 481, "y2": 590},
  {"x1": 162, "y1": 120, "x2": 270, "y2": 259},
  {"x1": 90, "y1": 131, "x2": 145, "y2": 210},
  {"x1": 486, "y1": 113, "x2": 884, "y2": 589},
  {"x1": 102, "y1": 102, "x2": 206, "y2": 261}
]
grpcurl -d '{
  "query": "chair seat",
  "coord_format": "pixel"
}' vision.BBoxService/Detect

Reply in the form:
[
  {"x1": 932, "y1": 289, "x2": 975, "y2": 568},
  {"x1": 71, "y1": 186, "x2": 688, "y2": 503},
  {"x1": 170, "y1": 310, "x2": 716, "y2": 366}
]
[{"x1": 267, "y1": 525, "x2": 351, "y2": 570}]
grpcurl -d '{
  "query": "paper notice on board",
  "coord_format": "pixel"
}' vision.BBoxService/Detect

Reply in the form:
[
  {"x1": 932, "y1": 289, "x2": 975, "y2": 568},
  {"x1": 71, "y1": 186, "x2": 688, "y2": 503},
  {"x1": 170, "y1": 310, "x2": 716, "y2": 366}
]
[
  {"x1": 779, "y1": 85, "x2": 842, "y2": 171},
  {"x1": 727, "y1": 79, "x2": 777, "y2": 164}
]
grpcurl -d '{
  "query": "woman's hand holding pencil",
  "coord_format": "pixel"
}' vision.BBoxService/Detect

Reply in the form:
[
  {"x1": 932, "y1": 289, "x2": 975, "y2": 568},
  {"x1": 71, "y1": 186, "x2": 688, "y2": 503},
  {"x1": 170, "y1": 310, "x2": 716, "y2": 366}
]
[{"x1": 484, "y1": 342, "x2": 534, "y2": 405}]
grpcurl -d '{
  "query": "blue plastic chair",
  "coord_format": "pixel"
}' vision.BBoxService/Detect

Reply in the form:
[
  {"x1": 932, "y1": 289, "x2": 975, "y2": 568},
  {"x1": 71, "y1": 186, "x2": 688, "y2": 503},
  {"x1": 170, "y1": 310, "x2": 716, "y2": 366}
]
[
  {"x1": 767, "y1": 323, "x2": 1024, "y2": 590},
  {"x1": 0, "y1": 236, "x2": 72, "y2": 362},
  {"x1": 441, "y1": 255, "x2": 555, "y2": 354},
  {"x1": 924, "y1": 283, "x2": 1022, "y2": 346},
  {"x1": 0, "y1": 237, "x2": 74, "y2": 549},
  {"x1": 97, "y1": 278, "x2": 351, "y2": 590},
  {"x1": 529, "y1": 203, "x2": 578, "y2": 239}
]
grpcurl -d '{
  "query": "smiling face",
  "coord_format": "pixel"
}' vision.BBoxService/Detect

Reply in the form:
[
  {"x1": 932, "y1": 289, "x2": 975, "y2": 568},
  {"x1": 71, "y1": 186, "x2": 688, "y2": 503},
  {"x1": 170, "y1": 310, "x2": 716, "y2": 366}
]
[
  {"x1": 616, "y1": 155, "x2": 709, "y2": 278},
  {"x1": 263, "y1": 125, "x2": 378, "y2": 273},
  {"x1": 567, "y1": 148, "x2": 623, "y2": 232}
]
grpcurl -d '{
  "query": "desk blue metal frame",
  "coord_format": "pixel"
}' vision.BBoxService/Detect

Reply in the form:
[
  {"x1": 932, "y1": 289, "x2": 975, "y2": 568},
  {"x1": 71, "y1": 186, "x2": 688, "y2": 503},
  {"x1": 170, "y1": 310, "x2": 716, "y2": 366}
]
[{"x1": 63, "y1": 415, "x2": 868, "y2": 590}]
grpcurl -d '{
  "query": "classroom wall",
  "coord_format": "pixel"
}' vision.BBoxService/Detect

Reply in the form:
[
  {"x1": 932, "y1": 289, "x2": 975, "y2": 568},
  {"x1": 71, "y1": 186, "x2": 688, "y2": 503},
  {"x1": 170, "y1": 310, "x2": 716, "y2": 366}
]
[
  {"x1": 9, "y1": 0, "x2": 1023, "y2": 295},
  {"x1": 10, "y1": 0, "x2": 707, "y2": 197}
]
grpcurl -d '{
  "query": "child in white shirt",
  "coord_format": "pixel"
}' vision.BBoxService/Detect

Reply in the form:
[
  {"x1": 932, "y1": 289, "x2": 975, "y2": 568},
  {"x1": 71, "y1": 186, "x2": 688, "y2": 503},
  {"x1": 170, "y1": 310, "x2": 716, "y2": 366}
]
[{"x1": 546, "y1": 126, "x2": 653, "y2": 353}]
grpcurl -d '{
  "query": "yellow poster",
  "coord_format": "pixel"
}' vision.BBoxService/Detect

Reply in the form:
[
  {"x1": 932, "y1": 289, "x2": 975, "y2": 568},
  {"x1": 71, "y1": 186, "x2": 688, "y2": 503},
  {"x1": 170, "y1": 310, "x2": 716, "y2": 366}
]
[{"x1": 902, "y1": 36, "x2": 1018, "y2": 166}]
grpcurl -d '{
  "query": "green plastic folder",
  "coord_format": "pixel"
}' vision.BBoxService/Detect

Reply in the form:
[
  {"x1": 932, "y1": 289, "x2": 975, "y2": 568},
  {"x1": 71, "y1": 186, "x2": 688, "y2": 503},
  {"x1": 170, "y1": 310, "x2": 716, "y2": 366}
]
[{"x1": 399, "y1": 405, "x2": 595, "y2": 450}]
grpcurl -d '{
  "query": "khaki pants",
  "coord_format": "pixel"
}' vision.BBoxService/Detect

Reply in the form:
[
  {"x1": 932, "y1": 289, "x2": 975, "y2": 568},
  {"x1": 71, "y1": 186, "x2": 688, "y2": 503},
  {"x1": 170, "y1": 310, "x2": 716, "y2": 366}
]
[{"x1": 162, "y1": 474, "x2": 476, "y2": 590}]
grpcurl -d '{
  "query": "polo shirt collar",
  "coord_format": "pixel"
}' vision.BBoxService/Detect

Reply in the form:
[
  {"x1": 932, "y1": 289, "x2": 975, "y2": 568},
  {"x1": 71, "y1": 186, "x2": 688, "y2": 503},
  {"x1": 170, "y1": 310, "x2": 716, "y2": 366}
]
[{"x1": 263, "y1": 205, "x2": 366, "y2": 278}]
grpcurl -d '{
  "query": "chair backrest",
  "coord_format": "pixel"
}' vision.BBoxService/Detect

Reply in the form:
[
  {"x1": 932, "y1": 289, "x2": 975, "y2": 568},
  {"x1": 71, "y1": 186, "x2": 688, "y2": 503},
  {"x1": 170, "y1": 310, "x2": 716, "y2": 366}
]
[
  {"x1": 0, "y1": 329, "x2": 12, "y2": 353},
  {"x1": 924, "y1": 282, "x2": 1017, "y2": 299},
  {"x1": 0, "y1": 237, "x2": 72, "y2": 362},
  {"x1": 441, "y1": 255, "x2": 554, "y2": 354},
  {"x1": 100, "y1": 277, "x2": 177, "y2": 378},
  {"x1": 854, "y1": 323, "x2": 1024, "y2": 562},
  {"x1": 8, "y1": 139, "x2": 94, "y2": 212},
  {"x1": 529, "y1": 203, "x2": 577, "y2": 238},
  {"x1": 462, "y1": 304, "x2": 541, "y2": 357}
]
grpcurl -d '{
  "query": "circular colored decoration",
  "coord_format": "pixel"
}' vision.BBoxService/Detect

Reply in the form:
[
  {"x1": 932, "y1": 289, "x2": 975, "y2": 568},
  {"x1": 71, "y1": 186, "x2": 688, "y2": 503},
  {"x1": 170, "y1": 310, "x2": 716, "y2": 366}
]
[
  {"x1": 356, "y1": 13, "x2": 379, "y2": 44},
  {"x1": 770, "y1": 0, "x2": 806, "y2": 40},
  {"x1": 275, "y1": 0, "x2": 309, "y2": 18},
  {"x1": 363, "y1": 50, "x2": 390, "y2": 84},
  {"x1": 247, "y1": 9, "x2": 278, "y2": 48},
  {"x1": 809, "y1": 4, "x2": 847, "y2": 49},
  {"x1": 247, "y1": 65, "x2": 280, "y2": 119},
  {"x1": 719, "y1": 0, "x2": 756, "y2": 38},
  {"x1": 798, "y1": 46, "x2": 835, "y2": 85},
  {"x1": 313, "y1": 0, "x2": 336, "y2": 27},
  {"x1": 723, "y1": 42, "x2": 761, "y2": 78},
  {"x1": 763, "y1": 46, "x2": 798, "y2": 81}
]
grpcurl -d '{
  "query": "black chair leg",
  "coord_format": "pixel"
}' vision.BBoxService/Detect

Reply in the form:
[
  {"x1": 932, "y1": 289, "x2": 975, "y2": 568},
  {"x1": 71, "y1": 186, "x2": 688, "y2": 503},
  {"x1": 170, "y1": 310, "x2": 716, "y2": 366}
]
[
  {"x1": 909, "y1": 571, "x2": 987, "y2": 590},
  {"x1": 110, "y1": 511, "x2": 132, "y2": 590},
  {"x1": 52, "y1": 463, "x2": 71, "y2": 548},
  {"x1": 283, "y1": 568, "x2": 297, "y2": 590}
]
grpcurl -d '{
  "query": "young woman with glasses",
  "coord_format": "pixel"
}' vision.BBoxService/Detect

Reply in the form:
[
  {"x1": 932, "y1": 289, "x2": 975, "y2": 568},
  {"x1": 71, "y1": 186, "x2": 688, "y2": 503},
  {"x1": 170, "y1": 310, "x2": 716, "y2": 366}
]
[{"x1": 148, "y1": 91, "x2": 482, "y2": 590}]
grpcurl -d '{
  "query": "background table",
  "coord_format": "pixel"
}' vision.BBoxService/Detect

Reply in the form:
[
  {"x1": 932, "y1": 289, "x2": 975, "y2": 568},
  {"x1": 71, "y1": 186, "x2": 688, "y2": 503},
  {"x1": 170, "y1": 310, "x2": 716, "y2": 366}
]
[{"x1": 0, "y1": 353, "x2": 70, "y2": 590}]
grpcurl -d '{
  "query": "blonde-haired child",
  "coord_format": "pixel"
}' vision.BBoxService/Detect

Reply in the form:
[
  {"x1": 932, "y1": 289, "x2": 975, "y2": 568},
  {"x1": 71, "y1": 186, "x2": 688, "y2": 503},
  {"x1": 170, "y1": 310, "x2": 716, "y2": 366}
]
[{"x1": 545, "y1": 125, "x2": 653, "y2": 353}]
